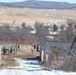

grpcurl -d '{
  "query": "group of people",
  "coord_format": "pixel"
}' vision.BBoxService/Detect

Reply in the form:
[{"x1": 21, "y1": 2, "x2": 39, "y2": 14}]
[
  {"x1": 1, "y1": 45, "x2": 20, "y2": 55},
  {"x1": 31, "y1": 44, "x2": 41, "y2": 53}
]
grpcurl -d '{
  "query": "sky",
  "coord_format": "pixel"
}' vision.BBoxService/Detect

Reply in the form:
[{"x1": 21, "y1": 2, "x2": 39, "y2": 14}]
[{"x1": 0, "y1": 0, "x2": 76, "y2": 3}]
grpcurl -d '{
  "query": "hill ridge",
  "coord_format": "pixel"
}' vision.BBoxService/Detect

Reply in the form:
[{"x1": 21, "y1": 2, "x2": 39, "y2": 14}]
[{"x1": 0, "y1": 0, "x2": 76, "y2": 9}]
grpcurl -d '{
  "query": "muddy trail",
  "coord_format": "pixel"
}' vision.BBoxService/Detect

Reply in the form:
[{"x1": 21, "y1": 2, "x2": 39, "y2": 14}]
[{"x1": 1, "y1": 50, "x2": 39, "y2": 69}]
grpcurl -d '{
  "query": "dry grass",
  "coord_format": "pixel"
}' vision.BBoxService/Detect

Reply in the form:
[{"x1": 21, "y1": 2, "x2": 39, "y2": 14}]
[
  {"x1": 60, "y1": 56, "x2": 76, "y2": 72},
  {"x1": 0, "y1": 7, "x2": 76, "y2": 26}
]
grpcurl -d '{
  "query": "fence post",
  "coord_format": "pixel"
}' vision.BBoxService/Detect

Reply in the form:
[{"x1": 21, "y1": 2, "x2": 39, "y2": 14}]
[
  {"x1": 45, "y1": 51, "x2": 49, "y2": 67},
  {"x1": 46, "y1": 52, "x2": 49, "y2": 62},
  {"x1": 40, "y1": 48, "x2": 44, "y2": 62}
]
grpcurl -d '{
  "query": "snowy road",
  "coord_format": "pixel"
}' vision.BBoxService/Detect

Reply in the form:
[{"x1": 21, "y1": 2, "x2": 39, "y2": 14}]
[{"x1": 0, "y1": 58, "x2": 76, "y2": 75}]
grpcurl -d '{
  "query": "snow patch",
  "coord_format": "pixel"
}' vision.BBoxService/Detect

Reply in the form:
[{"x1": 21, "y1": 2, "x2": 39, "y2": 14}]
[{"x1": 0, "y1": 58, "x2": 76, "y2": 75}]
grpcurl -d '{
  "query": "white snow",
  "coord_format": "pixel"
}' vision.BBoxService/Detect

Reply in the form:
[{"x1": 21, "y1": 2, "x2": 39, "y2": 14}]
[
  {"x1": 30, "y1": 30, "x2": 36, "y2": 34},
  {"x1": 50, "y1": 31, "x2": 60, "y2": 35},
  {"x1": 0, "y1": 58, "x2": 76, "y2": 75}
]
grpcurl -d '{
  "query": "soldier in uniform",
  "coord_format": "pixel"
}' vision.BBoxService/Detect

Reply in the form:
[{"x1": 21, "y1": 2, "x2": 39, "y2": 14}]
[{"x1": 2, "y1": 45, "x2": 6, "y2": 55}]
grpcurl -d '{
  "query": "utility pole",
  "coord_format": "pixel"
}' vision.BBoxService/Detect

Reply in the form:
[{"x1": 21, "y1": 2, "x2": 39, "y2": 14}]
[
  {"x1": 0, "y1": 46, "x2": 2, "y2": 65},
  {"x1": 70, "y1": 35, "x2": 76, "y2": 55}
]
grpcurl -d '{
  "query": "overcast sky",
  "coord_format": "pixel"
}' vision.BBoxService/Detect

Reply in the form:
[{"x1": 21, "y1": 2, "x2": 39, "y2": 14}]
[{"x1": 0, "y1": 0, "x2": 76, "y2": 3}]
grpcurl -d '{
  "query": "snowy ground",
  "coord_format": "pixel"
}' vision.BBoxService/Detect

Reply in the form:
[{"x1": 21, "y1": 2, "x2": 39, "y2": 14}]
[{"x1": 0, "y1": 58, "x2": 76, "y2": 75}]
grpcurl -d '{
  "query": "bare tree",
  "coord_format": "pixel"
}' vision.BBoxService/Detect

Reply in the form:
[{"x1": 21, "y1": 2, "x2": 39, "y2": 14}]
[{"x1": 34, "y1": 22, "x2": 50, "y2": 41}]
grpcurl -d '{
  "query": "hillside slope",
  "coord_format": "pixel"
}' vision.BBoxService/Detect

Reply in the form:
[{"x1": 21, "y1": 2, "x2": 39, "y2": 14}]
[{"x1": 0, "y1": 0, "x2": 76, "y2": 9}]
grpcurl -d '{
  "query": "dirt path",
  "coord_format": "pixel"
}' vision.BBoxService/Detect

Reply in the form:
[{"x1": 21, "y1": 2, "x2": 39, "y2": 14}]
[{"x1": 1, "y1": 50, "x2": 39, "y2": 69}]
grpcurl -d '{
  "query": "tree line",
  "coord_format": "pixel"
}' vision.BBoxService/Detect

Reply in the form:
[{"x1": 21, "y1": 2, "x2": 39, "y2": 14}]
[{"x1": 0, "y1": 19, "x2": 75, "y2": 45}]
